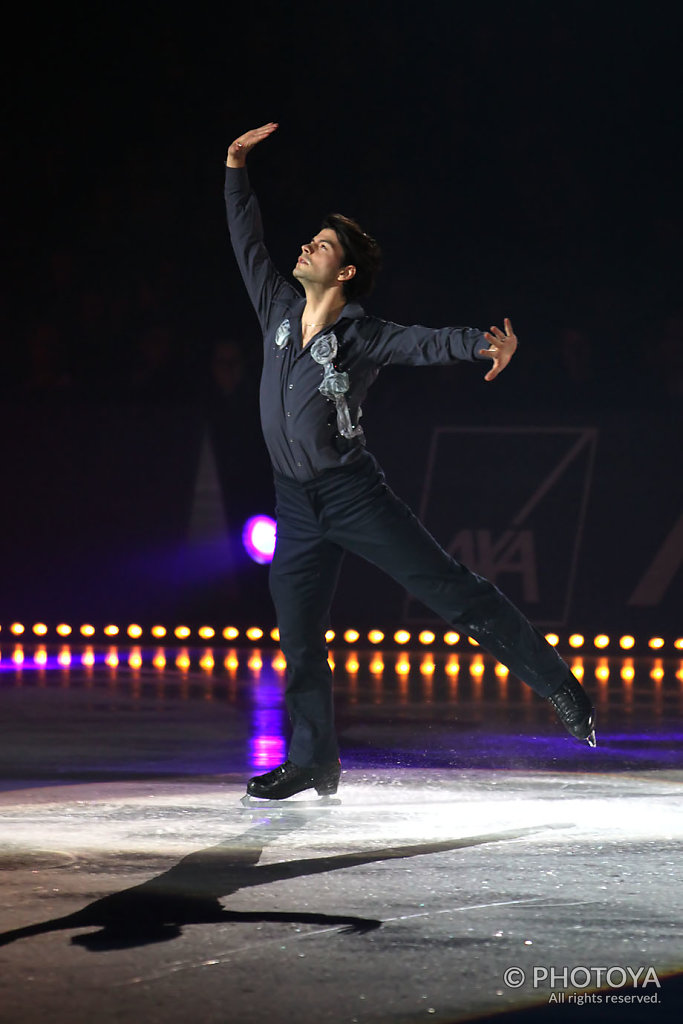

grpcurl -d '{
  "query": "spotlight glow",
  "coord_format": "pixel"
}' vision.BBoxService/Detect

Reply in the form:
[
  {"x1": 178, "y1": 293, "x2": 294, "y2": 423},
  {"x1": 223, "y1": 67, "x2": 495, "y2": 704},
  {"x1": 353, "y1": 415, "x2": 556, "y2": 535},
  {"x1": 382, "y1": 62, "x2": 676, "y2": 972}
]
[
  {"x1": 545, "y1": 633, "x2": 559, "y2": 647},
  {"x1": 223, "y1": 626, "x2": 239, "y2": 641},
  {"x1": 620, "y1": 635, "x2": 635, "y2": 650},
  {"x1": 394, "y1": 630, "x2": 411, "y2": 645},
  {"x1": 246, "y1": 627, "x2": 264, "y2": 641},
  {"x1": 242, "y1": 515, "x2": 277, "y2": 564},
  {"x1": 418, "y1": 631, "x2": 435, "y2": 645},
  {"x1": 569, "y1": 634, "x2": 585, "y2": 648},
  {"x1": 594, "y1": 634, "x2": 610, "y2": 649},
  {"x1": 595, "y1": 659, "x2": 610, "y2": 682},
  {"x1": 621, "y1": 661, "x2": 635, "y2": 682},
  {"x1": 80, "y1": 624, "x2": 95, "y2": 637},
  {"x1": 32, "y1": 623, "x2": 48, "y2": 637},
  {"x1": 649, "y1": 637, "x2": 665, "y2": 650},
  {"x1": 270, "y1": 627, "x2": 280, "y2": 642},
  {"x1": 198, "y1": 626, "x2": 215, "y2": 640},
  {"x1": 127, "y1": 624, "x2": 143, "y2": 639},
  {"x1": 104, "y1": 625, "x2": 119, "y2": 637},
  {"x1": 368, "y1": 630, "x2": 385, "y2": 644},
  {"x1": 174, "y1": 626, "x2": 191, "y2": 640},
  {"x1": 56, "y1": 624, "x2": 72, "y2": 637},
  {"x1": 470, "y1": 655, "x2": 485, "y2": 677},
  {"x1": 151, "y1": 625, "x2": 167, "y2": 639},
  {"x1": 444, "y1": 631, "x2": 460, "y2": 646},
  {"x1": 10, "y1": 623, "x2": 25, "y2": 636},
  {"x1": 344, "y1": 629, "x2": 360, "y2": 643}
]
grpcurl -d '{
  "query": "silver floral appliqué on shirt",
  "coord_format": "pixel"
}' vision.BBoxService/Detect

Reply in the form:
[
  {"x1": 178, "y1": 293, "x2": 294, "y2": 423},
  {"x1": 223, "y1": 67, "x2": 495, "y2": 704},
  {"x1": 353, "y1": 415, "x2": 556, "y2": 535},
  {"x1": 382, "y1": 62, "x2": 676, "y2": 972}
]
[
  {"x1": 274, "y1": 319, "x2": 291, "y2": 349},
  {"x1": 310, "y1": 332, "x2": 364, "y2": 440}
]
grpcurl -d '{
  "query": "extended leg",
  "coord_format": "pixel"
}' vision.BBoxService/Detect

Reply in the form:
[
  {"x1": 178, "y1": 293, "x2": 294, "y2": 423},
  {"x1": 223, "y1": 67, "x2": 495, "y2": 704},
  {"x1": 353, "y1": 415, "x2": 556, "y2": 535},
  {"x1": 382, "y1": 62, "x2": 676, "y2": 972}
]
[{"x1": 321, "y1": 461, "x2": 595, "y2": 743}]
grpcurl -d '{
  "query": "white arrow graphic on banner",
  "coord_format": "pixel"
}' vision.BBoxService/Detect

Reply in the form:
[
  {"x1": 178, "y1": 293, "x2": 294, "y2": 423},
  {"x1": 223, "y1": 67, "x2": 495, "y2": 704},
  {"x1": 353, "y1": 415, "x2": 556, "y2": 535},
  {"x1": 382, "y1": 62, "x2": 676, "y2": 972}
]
[{"x1": 628, "y1": 512, "x2": 683, "y2": 606}]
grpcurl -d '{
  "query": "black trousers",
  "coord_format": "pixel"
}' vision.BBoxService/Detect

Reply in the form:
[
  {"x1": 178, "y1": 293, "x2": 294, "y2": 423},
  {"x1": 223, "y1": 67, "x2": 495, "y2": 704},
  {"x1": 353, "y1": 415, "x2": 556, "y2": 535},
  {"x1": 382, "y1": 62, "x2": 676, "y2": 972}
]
[{"x1": 269, "y1": 453, "x2": 569, "y2": 766}]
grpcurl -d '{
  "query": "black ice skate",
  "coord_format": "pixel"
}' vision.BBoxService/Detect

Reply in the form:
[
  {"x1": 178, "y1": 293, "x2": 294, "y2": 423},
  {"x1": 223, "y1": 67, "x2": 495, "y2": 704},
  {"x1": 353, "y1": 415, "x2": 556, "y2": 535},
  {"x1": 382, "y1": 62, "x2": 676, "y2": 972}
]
[
  {"x1": 547, "y1": 674, "x2": 596, "y2": 746},
  {"x1": 243, "y1": 759, "x2": 342, "y2": 802}
]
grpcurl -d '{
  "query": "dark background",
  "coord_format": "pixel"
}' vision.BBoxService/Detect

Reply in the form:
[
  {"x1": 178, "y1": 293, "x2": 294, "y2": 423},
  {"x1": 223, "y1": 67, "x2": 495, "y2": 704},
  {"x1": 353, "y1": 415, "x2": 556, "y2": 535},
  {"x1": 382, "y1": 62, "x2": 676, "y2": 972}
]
[{"x1": 2, "y1": 1, "x2": 681, "y2": 631}]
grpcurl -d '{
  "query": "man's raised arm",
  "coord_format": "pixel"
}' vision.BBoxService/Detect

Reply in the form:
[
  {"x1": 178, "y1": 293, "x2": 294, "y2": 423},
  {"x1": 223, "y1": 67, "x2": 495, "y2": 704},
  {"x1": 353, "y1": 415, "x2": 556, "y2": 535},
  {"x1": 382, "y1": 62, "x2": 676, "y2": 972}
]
[{"x1": 225, "y1": 122, "x2": 298, "y2": 334}]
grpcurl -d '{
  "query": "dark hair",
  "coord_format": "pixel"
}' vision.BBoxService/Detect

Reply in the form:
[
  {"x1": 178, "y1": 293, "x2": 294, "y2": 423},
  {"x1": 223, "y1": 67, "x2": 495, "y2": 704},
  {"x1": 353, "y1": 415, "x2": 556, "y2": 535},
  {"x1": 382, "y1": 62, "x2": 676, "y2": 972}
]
[{"x1": 321, "y1": 213, "x2": 382, "y2": 300}]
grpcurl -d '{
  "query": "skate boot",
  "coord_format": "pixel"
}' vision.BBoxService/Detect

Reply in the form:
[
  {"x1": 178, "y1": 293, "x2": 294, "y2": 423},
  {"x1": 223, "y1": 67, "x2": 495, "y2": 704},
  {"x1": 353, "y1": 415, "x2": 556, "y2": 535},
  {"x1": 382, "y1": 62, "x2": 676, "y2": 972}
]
[
  {"x1": 547, "y1": 673, "x2": 596, "y2": 746},
  {"x1": 246, "y1": 759, "x2": 341, "y2": 800}
]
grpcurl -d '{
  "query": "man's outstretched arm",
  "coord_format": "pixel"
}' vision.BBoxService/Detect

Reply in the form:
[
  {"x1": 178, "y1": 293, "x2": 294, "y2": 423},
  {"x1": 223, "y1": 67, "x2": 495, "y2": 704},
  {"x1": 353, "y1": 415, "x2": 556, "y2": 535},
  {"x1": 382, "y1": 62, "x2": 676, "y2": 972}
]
[{"x1": 366, "y1": 316, "x2": 519, "y2": 381}]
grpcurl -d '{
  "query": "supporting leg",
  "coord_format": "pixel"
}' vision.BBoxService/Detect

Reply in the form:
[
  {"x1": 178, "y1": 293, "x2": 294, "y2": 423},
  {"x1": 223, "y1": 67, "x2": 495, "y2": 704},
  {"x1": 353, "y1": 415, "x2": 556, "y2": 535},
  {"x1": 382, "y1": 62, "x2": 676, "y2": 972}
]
[{"x1": 268, "y1": 509, "x2": 345, "y2": 767}]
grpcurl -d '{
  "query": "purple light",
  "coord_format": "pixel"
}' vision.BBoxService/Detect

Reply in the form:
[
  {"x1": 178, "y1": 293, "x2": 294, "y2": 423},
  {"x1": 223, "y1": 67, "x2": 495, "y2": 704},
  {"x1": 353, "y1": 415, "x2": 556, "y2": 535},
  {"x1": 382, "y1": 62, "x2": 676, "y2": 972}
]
[
  {"x1": 250, "y1": 733, "x2": 287, "y2": 769},
  {"x1": 242, "y1": 515, "x2": 277, "y2": 564}
]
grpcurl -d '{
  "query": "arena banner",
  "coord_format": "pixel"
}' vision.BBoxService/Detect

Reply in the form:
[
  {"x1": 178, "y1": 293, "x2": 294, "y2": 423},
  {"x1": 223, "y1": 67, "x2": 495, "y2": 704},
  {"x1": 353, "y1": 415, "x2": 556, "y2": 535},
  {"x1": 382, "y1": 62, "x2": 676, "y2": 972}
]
[{"x1": 381, "y1": 414, "x2": 680, "y2": 638}]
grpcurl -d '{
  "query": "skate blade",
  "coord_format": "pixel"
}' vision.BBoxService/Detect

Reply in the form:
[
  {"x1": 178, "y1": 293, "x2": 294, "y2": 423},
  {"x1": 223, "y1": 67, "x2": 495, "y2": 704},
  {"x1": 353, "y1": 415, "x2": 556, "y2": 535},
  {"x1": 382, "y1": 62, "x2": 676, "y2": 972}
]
[
  {"x1": 240, "y1": 794, "x2": 341, "y2": 809},
  {"x1": 586, "y1": 729, "x2": 596, "y2": 748}
]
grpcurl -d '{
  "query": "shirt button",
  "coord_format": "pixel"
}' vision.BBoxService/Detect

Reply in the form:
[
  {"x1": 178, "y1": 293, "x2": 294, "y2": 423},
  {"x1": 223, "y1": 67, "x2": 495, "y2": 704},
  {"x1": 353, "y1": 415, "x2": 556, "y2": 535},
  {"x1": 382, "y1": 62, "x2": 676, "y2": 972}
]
[
  {"x1": 289, "y1": 439, "x2": 294, "y2": 443},
  {"x1": 296, "y1": 462, "x2": 302, "y2": 467},
  {"x1": 287, "y1": 412, "x2": 291, "y2": 417},
  {"x1": 288, "y1": 384, "x2": 294, "y2": 390}
]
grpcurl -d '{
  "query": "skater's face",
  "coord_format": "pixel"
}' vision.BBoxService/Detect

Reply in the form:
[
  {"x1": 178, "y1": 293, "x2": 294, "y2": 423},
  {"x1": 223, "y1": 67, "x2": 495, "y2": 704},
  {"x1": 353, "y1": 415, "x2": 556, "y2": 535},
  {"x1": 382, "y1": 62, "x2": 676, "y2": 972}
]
[{"x1": 293, "y1": 229, "x2": 356, "y2": 291}]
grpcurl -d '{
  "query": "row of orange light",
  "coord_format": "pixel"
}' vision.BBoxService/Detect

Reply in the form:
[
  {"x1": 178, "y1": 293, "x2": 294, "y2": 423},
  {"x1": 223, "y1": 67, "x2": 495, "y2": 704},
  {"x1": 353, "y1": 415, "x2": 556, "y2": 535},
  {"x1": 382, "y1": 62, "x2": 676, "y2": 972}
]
[
  {"x1": 1, "y1": 622, "x2": 682, "y2": 651},
  {"x1": 8, "y1": 645, "x2": 682, "y2": 685}
]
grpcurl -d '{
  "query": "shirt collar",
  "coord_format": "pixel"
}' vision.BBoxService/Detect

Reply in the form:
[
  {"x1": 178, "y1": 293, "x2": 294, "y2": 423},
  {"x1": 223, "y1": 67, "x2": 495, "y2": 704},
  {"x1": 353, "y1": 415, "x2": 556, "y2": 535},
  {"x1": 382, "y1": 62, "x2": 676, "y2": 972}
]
[{"x1": 340, "y1": 301, "x2": 365, "y2": 321}]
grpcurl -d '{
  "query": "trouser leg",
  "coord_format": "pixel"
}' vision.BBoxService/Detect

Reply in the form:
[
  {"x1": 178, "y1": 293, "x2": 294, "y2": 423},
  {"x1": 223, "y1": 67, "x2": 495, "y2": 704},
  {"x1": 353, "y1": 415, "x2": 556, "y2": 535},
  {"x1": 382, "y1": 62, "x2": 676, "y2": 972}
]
[
  {"x1": 322, "y1": 460, "x2": 568, "y2": 697},
  {"x1": 269, "y1": 486, "x2": 344, "y2": 766}
]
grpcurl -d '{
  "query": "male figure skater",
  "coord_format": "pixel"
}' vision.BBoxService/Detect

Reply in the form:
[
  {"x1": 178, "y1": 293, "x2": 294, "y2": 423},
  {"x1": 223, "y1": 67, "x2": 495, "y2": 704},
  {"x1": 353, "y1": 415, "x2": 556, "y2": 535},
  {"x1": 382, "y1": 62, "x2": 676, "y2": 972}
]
[{"x1": 225, "y1": 122, "x2": 596, "y2": 801}]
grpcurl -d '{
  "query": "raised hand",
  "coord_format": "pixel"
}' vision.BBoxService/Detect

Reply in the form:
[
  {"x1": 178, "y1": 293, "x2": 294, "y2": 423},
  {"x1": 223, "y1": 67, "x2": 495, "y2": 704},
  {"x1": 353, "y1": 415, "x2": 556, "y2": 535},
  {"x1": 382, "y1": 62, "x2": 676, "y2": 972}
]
[
  {"x1": 226, "y1": 122, "x2": 279, "y2": 168},
  {"x1": 479, "y1": 317, "x2": 518, "y2": 381}
]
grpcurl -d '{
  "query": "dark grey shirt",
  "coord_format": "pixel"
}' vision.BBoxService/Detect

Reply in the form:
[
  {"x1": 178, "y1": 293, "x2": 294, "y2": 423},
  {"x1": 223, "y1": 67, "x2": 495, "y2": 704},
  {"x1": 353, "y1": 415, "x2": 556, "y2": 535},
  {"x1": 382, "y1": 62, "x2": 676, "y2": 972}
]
[{"x1": 225, "y1": 165, "x2": 488, "y2": 482}]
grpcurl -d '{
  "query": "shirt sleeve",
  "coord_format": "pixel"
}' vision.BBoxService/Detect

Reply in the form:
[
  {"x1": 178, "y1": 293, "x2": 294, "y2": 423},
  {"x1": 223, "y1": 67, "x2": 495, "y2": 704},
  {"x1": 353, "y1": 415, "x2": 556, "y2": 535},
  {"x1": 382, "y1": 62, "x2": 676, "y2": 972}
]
[
  {"x1": 365, "y1": 318, "x2": 489, "y2": 367},
  {"x1": 225, "y1": 166, "x2": 300, "y2": 334}
]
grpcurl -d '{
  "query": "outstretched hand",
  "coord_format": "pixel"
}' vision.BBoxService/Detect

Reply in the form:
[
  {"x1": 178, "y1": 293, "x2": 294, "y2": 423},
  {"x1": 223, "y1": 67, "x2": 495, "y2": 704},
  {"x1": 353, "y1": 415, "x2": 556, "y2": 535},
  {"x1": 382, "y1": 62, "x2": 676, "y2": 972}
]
[
  {"x1": 480, "y1": 318, "x2": 518, "y2": 381},
  {"x1": 226, "y1": 122, "x2": 279, "y2": 168}
]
